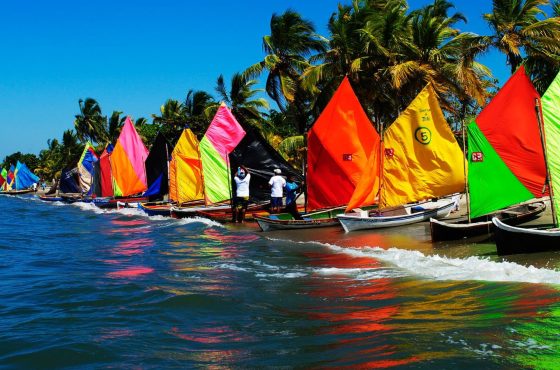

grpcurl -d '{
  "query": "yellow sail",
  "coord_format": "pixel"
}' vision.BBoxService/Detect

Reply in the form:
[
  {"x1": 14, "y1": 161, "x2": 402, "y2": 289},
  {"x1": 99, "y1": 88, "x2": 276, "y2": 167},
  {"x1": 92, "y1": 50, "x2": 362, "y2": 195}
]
[
  {"x1": 169, "y1": 128, "x2": 204, "y2": 204},
  {"x1": 381, "y1": 84, "x2": 465, "y2": 208}
]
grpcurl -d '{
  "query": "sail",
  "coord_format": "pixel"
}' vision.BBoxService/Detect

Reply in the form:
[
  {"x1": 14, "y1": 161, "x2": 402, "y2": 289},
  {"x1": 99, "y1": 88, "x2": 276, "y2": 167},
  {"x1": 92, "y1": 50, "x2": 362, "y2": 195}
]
[
  {"x1": 99, "y1": 144, "x2": 114, "y2": 197},
  {"x1": 345, "y1": 139, "x2": 382, "y2": 212},
  {"x1": 0, "y1": 168, "x2": 5, "y2": 189},
  {"x1": 60, "y1": 167, "x2": 81, "y2": 193},
  {"x1": 14, "y1": 161, "x2": 40, "y2": 190},
  {"x1": 467, "y1": 122, "x2": 533, "y2": 218},
  {"x1": 475, "y1": 66, "x2": 546, "y2": 198},
  {"x1": 542, "y1": 69, "x2": 560, "y2": 223},
  {"x1": 110, "y1": 117, "x2": 149, "y2": 197},
  {"x1": 381, "y1": 84, "x2": 465, "y2": 208},
  {"x1": 468, "y1": 66, "x2": 547, "y2": 218},
  {"x1": 229, "y1": 123, "x2": 302, "y2": 202},
  {"x1": 77, "y1": 142, "x2": 99, "y2": 195},
  {"x1": 307, "y1": 77, "x2": 379, "y2": 210},
  {"x1": 144, "y1": 132, "x2": 171, "y2": 198},
  {"x1": 169, "y1": 128, "x2": 204, "y2": 204},
  {"x1": 200, "y1": 105, "x2": 246, "y2": 204},
  {"x1": 6, "y1": 165, "x2": 15, "y2": 190}
]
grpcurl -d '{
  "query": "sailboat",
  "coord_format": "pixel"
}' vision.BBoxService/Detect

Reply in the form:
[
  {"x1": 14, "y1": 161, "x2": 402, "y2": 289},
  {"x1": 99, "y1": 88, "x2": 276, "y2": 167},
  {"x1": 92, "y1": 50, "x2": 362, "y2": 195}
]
[
  {"x1": 93, "y1": 117, "x2": 149, "y2": 208},
  {"x1": 430, "y1": 67, "x2": 547, "y2": 241},
  {"x1": 0, "y1": 162, "x2": 39, "y2": 195},
  {"x1": 199, "y1": 121, "x2": 302, "y2": 221},
  {"x1": 92, "y1": 144, "x2": 114, "y2": 198},
  {"x1": 138, "y1": 132, "x2": 175, "y2": 216},
  {"x1": 170, "y1": 104, "x2": 250, "y2": 218},
  {"x1": 255, "y1": 77, "x2": 379, "y2": 231},
  {"x1": 492, "y1": 67, "x2": 560, "y2": 254},
  {"x1": 337, "y1": 84, "x2": 464, "y2": 232}
]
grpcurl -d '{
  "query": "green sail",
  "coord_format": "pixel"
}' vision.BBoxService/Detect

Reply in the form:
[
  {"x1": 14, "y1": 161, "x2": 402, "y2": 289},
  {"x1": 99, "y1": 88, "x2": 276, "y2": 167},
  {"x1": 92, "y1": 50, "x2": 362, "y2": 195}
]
[
  {"x1": 468, "y1": 121, "x2": 533, "y2": 218},
  {"x1": 542, "y1": 72, "x2": 560, "y2": 224}
]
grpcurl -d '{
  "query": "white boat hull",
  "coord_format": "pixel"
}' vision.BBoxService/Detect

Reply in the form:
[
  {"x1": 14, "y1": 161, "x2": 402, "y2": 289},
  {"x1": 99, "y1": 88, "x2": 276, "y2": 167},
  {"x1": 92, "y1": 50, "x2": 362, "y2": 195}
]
[{"x1": 337, "y1": 199, "x2": 457, "y2": 232}]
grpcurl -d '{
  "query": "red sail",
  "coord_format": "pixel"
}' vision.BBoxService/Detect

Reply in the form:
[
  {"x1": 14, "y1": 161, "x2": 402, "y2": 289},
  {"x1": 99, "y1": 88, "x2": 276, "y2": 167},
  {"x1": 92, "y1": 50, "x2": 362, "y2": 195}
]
[
  {"x1": 307, "y1": 77, "x2": 379, "y2": 210},
  {"x1": 475, "y1": 66, "x2": 547, "y2": 197},
  {"x1": 100, "y1": 148, "x2": 114, "y2": 197}
]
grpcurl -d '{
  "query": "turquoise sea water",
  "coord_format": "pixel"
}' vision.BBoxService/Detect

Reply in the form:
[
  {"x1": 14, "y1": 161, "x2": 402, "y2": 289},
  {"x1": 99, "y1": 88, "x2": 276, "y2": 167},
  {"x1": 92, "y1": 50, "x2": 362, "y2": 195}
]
[{"x1": 1, "y1": 195, "x2": 560, "y2": 369}]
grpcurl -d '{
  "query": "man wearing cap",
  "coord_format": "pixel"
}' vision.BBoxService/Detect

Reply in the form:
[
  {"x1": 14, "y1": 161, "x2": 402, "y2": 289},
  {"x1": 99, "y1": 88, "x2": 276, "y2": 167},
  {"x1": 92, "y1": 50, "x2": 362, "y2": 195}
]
[{"x1": 269, "y1": 168, "x2": 286, "y2": 213}]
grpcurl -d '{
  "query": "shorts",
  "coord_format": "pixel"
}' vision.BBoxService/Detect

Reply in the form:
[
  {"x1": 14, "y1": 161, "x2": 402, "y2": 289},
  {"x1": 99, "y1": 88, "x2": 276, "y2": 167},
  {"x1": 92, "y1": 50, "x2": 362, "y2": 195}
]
[
  {"x1": 234, "y1": 196, "x2": 249, "y2": 210},
  {"x1": 271, "y1": 197, "x2": 283, "y2": 207}
]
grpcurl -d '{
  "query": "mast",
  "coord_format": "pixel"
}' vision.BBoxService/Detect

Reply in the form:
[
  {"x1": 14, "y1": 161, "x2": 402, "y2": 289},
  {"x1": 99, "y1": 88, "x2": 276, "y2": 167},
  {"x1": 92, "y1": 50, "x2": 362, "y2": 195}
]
[
  {"x1": 461, "y1": 118, "x2": 471, "y2": 223},
  {"x1": 378, "y1": 121, "x2": 385, "y2": 213},
  {"x1": 535, "y1": 98, "x2": 558, "y2": 227}
]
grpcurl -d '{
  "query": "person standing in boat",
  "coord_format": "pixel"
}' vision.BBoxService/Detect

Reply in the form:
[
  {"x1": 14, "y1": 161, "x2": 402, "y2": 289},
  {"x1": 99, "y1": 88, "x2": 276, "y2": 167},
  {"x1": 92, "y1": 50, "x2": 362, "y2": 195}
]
[
  {"x1": 269, "y1": 168, "x2": 286, "y2": 213},
  {"x1": 284, "y1": 175, "x2": 303, "y2": 220},
  {"x1": 232, "y1": 165, "x2": 251, "y2": 223}
]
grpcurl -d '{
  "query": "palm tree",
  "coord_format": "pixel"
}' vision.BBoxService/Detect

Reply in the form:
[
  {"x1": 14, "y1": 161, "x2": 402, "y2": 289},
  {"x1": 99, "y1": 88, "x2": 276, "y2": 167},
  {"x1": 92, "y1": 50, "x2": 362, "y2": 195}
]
[
  {"x1": 184, "y1": 89, "x2": 214, "y2": 138},
  {"x1": 105, "y1": 111, "x2": 126, "y2": 143},
  {"x1": 74, "y1": 98, "x2": 107, "y2": 144},
  {"x1": 304, "y1": 0, "x2": 492, "y2": 129},
  {"x1": 484, "y1": 0, "x2": 560, "y2": 83},
  {"x1": 151, "y1": 99, "x2": 187, "y2": 140},
  {"x1": 210, "y1": 73, "x2": 269, "y2": 128},
  {"x1": 244, "y1": 10, "x2": 327, "y2": 133}
]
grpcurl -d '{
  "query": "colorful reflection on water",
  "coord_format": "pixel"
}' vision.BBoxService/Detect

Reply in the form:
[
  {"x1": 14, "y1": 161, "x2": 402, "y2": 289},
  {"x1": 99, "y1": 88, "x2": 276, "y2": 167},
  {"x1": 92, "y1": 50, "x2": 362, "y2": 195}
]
[{"x1": 1, "y1": 195, "x2": 560, "y2": 368}]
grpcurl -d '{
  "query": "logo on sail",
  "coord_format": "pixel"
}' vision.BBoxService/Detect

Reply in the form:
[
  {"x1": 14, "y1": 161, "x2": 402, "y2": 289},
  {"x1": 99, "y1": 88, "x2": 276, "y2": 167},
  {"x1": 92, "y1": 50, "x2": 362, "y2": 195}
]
[
  {"x1": 471, "y1": 152, "x2": 484, "y2": 162},
  {"x1": 415, "y1": 127, "x2": 432, "y2": 145}
]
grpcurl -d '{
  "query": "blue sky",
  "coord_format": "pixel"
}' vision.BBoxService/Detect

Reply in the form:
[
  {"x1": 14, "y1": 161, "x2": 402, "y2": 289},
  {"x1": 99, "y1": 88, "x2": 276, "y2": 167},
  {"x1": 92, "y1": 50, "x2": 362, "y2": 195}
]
[{"x1": 0, "y1": 0, "x2": 536, "y2": 160}]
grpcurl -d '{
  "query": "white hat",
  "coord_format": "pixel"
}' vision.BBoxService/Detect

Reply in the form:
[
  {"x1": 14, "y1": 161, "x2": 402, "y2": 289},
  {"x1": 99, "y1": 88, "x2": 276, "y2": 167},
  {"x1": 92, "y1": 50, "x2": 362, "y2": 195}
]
[{"x1": 274, "y1": 168, "x2": 281, "y2": 174}]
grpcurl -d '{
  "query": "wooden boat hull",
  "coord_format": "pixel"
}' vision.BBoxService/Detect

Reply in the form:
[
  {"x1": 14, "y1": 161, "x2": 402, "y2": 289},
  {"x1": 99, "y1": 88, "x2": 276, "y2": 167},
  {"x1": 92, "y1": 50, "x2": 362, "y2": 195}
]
[
  {"x1": 0, "y1": 189, "x2": 34, "y2": 195},
  {"x1": 138, "y1": 202, "x2": 172, "y2": 217},
  {"x1": 254, "y1": 207, "x2": 346, "y2": 231},
  {"x1": 39, "y1": 195, "x2": 63, "y2": 202},
  {"x1": 493, "y1": 217, "x2": 560, "y2": 255},
  {"x1": 256, "y1": 216, "x2": 340, "y2": 231},
  {"x1": 338, "y1": 199, "x2": 456, "y2": 232},
  {"x1": 430, "y1": 201, "x2": 546, "y2": 241},
  {"x1": 93, "y1": 196, "x2": 148, "y2": 209},
  {"x1": 172, "y1": 201, "x2": 269, "y2": 219}
]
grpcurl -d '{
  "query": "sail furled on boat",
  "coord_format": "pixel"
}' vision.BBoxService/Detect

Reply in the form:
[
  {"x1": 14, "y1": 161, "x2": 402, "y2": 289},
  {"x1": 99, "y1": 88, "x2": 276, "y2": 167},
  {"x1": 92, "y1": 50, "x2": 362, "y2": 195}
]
[
  {"x1": 229, "y1": 123, "x2": 302, "y2": 202},
  {"x1": 144, "y1": 132, "x2": 171, "y2": 198},
  {"x1": 542, "y1": 69, "x2": 560, "y2": 223},
  {"x1": 169, "y1": 128, "x2": 204, "y2": 204},
  {"x1": 200, "y1": 105, "x2": 246, "y2": 204},
  {"x1": 380, "y1": 84, "x2": 465, "y2": 209},
  {"x1": 110, "y1": 117, "x2": 149, "y2": 197},
  {"x1": 77, "y1": 142, "x2": 99, "y2": 195},
  {"x1": 14, "y1": 161, "x2": 40, "y2": 190},
  {"x1": 468, "y1": 66, "x2": 547, "y2": 218},
  {"x1": 307, "y1": 77, "x2": 379, "y2": 210}
]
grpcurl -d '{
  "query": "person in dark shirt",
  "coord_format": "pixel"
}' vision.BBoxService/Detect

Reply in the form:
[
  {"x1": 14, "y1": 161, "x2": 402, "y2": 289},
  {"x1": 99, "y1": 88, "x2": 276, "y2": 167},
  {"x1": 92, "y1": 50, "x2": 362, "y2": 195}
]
[{"x1": 284, "y1": 175, "x2": 303, "y2": 220}]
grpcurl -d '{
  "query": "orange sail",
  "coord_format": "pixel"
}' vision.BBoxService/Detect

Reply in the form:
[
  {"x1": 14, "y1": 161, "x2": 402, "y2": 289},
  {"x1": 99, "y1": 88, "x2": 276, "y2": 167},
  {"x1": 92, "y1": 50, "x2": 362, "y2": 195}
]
[
  {"x1": 111, "y1": 117, "x2": 149, "y2": 197},
  {"x1": 307, "y1": 77, "x2": 379, "y2": 210}
]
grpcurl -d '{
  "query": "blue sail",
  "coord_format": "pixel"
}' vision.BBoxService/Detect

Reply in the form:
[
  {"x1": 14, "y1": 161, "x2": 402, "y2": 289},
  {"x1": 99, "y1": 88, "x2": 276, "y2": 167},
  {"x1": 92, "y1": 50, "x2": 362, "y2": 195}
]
[{"x1": 15, "y1": 161, "x2": 40, "y2": 190}]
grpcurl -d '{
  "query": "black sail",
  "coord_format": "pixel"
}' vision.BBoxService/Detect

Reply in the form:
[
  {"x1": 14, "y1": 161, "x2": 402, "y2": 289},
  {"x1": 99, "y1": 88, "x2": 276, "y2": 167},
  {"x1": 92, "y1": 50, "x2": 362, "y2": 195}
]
[
  {"x1": 229, "y1": 124, "x2": 302, "y2": 202},
  {"x1": 144, "y1": 132, "x2": 171, "y2": 200}
]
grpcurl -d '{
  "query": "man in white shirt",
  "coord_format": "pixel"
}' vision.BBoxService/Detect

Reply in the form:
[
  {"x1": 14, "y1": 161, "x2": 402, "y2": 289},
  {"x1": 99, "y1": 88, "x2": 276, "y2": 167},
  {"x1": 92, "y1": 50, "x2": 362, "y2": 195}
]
[
  {"x1": 269, "y1": 168, "x2": 286, "y2": 213},
  {"x1": 232, "y1": 166, "x2": 251, "y2": 222}
]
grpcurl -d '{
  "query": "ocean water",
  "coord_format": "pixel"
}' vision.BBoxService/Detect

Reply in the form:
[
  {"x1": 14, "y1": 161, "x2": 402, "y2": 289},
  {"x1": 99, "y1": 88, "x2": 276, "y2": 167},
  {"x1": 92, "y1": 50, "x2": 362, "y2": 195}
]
[{"x1": 1, "y1": 194, "x2": 560, "y2": 369}]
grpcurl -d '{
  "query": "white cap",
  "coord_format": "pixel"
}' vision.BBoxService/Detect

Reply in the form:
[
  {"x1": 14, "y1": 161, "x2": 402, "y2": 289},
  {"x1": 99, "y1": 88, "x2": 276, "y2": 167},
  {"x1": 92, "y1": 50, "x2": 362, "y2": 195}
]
[{"x1": 274, "y1": 168, "x2": 281, "y2": 174}]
